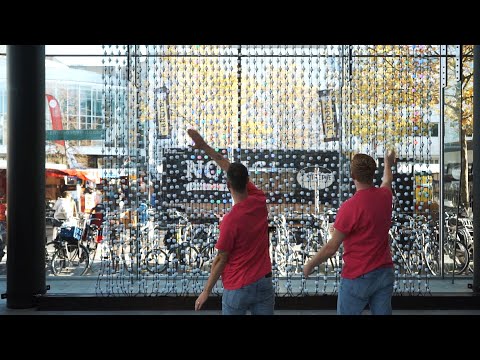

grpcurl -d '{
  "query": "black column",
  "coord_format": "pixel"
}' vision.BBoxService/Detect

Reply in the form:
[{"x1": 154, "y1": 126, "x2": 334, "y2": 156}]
[
  {"x1": 6, "y1": 46, "x2": 46, "y2": 308},
  {"x1": 473, "y1": 45, "x2": 480, "y2": 293}
]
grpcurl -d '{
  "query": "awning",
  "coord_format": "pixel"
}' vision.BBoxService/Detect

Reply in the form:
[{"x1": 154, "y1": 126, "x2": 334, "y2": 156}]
[
  {"x1": 44, "y1": 168, "x2": 99, "y2": 183},
  {"x1": 62, "y1": 169, "x2": 96, "y2": 182},
  {"x1": 45, "y1": 169, "x2": 69, "y2": 178}
]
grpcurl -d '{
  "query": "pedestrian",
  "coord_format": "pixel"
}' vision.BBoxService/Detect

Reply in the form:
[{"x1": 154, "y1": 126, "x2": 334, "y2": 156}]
[
  {"x1": 304, "y1": 150, "x2": 396, "y2": 315},
  {"x1": 52, "y1": 191, "x2": 78, "y2": 240},
  {"x1": 53, "y1": 190, "x2": 78, "y2": 223},
  {"x1": 188, "y1": 129, "x2": 274, "y2": 315}
]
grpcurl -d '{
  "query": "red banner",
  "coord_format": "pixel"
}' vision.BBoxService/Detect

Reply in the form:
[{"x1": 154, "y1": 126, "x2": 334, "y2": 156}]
[{"x1": 46, "y1": 94, "x2": 65, "y2": 147}]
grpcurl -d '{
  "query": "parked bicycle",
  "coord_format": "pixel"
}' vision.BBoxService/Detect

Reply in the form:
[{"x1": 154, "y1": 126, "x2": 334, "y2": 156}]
[
  {"x1": 145, "y1": 209, "x2": 200, "y2": 275},
  {"x1": 48, "y1": 220, "x2": 90, "y2": 276},
  {"x1": 270, "y1": 212, "x2": 340, "y2": 276},
  {"x1": 189, "y1": 222, "x2": 219, "y2": 274},
  {"x1": 423, "y1": 212, "x2": 470, "y2": 275}
]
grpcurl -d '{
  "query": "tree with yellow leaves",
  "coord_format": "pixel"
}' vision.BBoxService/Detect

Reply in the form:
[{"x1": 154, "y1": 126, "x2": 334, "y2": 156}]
[{"x1": 348, "y1": 45, "x2": 439, "y2": 152}]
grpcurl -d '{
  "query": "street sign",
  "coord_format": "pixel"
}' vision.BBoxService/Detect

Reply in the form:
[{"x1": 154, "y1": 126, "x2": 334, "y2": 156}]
[{"x1": 46, "y1": 129, "x2": 105, "y2": 141}]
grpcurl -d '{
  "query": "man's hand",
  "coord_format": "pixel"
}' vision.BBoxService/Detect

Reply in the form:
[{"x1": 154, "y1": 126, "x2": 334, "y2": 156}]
[
  {"x1": 381, "y1": 149, "x2": 396, "y2": 189},
  {"x1": 385, "y1": 149, "x2": 396, "y2": 167},
  {"x1": 214, "y1": 212, "x2": 225, "y2": 222},
  {"x1": 187, "y1": 128, "x2": 231, "y2": 172},
  {"x1": 195, "y1": 289, "x2": 209, "y2": 311},
  {"x1": 187, "y1": 129, "x2": 208, "y2": 151},
  {"x1": 303, "y1": 262, "x2": 313, "y2": 278}
]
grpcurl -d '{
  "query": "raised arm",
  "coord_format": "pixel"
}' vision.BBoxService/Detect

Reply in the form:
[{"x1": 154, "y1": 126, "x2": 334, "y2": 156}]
[
  {"x1": 381, "y1": 149, "x2": 396, "y2": 189},
  {"x1": 187, "y1": 129, "x2": 231, "y2": 172}
]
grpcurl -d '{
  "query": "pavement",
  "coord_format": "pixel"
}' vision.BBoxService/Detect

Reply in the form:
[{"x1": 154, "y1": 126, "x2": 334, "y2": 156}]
[
  {"x1": 1, "y1": 303, "x2": 480, "y2": 315},
  {"x1": 0, "y1": 275, "x2": 478, "y2": 315}
]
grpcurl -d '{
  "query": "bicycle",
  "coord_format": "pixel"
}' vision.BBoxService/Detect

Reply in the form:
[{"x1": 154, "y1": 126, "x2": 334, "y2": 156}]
[
  {"x1": 270, "y1": 214, "x2": 295, "y2": 276},
  {"x1": 423, "y1": 213, "x2": 470, "y2": 276},
  {"x1": 49, "y1": 222, "x2": 90, "y2": 276},
  {"x1": 145, "y1": 209, "x2": 200, "y2": 275},
  {"x1": 189, "y1": 222, "x2": 219, "y2": 275}
]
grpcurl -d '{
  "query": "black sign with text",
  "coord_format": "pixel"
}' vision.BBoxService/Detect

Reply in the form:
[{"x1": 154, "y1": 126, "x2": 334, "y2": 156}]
[
  {"x1": 319, "y1": 89, "x2": 339, "y2": 142},
  {"x1": 161, "y1": 148, "x2": 340, "y2": 205}
]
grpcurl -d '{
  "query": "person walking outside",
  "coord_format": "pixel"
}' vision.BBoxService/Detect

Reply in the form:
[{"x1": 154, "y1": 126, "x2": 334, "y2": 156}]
[
  {"x1": 304, "y1": 150, "x2": 396, "y2": 315},
  {"x1": 188, "y1": 129, "x2": 274, "y2": 315},
  {"x1": 52, "y1": 190, "x2": 78, "y2": 240},
  {"x1": 53, "y1": 190, "x2": 78, "y2": 223}
]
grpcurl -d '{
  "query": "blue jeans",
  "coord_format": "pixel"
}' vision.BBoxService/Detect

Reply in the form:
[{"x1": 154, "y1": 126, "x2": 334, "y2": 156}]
[
  {"x1": 222, "y1": 275, "x2": 275, "y2": 315},
  {"x1": 337, "y1": 267, "x2": 394, "y2": 315}
]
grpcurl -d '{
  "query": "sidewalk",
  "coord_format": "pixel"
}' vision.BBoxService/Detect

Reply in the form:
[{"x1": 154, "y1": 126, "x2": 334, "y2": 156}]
[
  {"x1": 1, "y1": 302, "x2": 480, "y2": 315},
  {"x1": 1, "y1": 275, "x2": 478, "y2": 315},
  {"x1": 0, "y1": 274, "x2": 474, "y2": 296}
]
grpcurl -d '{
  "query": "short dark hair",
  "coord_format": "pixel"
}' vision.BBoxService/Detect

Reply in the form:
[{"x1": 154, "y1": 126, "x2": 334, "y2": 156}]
[
  {"x1": 351, "y1": 153, "x2": 376, "y2": 184},
  {"x1": 227, "y1": 162, "x2": 249, "y2": 192}
]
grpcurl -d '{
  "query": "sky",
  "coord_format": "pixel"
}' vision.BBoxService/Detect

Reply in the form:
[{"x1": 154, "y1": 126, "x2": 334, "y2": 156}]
[
  {"x1": 45, "y1": 45, "x2": 105, "y2": 66},
  {"x1": 46, "y1": 45, "x2": 104, "y2": 56}
]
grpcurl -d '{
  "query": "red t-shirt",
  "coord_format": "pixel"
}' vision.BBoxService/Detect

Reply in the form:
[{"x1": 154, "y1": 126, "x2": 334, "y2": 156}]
[
  {"x1": 0, "y1": 203, "x2": 6, "y2": 221},
  {"x1": 215, "y1": 181, "x2": 272, "y2": 290},
  {"x1": 334, "y1": 186, "x2": 393, "y2": 279}
]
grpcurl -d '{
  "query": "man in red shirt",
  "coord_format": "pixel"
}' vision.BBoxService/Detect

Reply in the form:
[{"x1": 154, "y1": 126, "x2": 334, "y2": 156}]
[
  {"x1": 304, "y1": 150, "x2": 396, "y2": 315},
  {"x1": 188, "y1": 129, "x2": 274, "y2": 315}
]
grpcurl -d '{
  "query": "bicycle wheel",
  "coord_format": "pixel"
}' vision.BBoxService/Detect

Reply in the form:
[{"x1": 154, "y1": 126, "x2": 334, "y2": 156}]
[
  {"x1": 327, "y1": 254, "x2": 341, "y2": 272},
  {"x1": 51, "y1": 243, "x2": 90, "y2": 276},
  {"x1": 408, "y1": 236, "x2": 425, "y2": 275},
  {"x1": 163, "y1": 230, "x2": 176, "y2": 250},
  {"x1": 424, "y1": 241, "x2": 440, "y2": 275},
  {"x1": 146, "y1": 249, "x2": 168, "y2": 274},
  {"x1": 191, "y1": 227, "x2": 208, "y2": 249},
  {"x1": 273, "y1": 242, "x2": 292, "y2": 276},
  {"x1": 444, "y1": 239, "x2": 469, "y2": 275},
  {"x1": 77, "y1": 244, "x2": 91, "y2": 275},
  {"x1": 290, "y1": 247, "x2": 305, "y2": 275},
  {"x1": 424, "y1": 239, "x2": 469, "y2": 276},
  {"x1": 408, "y1": 250, "x2": 423, "y2": 275},
  {"x1": 180, "y1": 245, "x2": 200, "y2": 273},
  {"x1": 123, "y1": 250, "x2": 140, "y2": 274},
  {"x1": 196, "y1": 245, "x2": 216, "y2": 274},
  {"x1": 115, "y1": 239, "x2": 142, "y2": 274},
  {"x1": 467, "y1": 243, "x2": 474, "y2": 274},
  {"x1": 45, "y1": 241, "x2": 57, "y2": 273},
  {"x1": 51, "y1": 247, "x2": 66, "y2": 276},
  {"x1": 457, "y1": 229, "x2": 473, "y2": 274}
]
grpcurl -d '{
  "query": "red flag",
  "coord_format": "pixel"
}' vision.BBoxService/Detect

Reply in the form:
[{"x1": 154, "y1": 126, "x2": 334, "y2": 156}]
[{"x1": 46, "y1": 94, "x2": 65, "y2": 147}]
